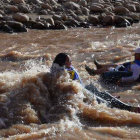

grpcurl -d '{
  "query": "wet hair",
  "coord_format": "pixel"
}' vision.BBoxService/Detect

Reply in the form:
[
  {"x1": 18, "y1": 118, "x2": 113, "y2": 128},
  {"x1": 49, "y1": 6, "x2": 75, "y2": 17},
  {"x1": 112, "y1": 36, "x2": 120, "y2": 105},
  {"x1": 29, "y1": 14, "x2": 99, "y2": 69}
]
[{"x1": 53, "y1": 53, "x2": 68, "y2": 67}]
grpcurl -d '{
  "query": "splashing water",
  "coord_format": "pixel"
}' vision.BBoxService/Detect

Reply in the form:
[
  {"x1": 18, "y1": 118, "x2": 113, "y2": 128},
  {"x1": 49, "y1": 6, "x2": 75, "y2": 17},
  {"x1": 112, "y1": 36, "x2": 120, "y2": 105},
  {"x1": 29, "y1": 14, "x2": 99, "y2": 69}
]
[{"x1": 0, "y1": 24, "x2": 140, "y2": 139}]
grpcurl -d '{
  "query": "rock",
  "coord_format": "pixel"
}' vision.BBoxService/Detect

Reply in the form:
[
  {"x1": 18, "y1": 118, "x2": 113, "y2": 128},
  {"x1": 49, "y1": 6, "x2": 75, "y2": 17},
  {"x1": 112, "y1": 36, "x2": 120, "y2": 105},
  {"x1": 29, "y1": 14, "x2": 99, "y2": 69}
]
[
  {"x1": 125, "y1": 4, "x2": 136, "y2": 12},
  {"x1": 53, "y1": 4, "x2": 64, "y2": 13},
  {"x1": 127, "y1": 13, "x2": 139, "y2": 23},
  {"x1": 90, "y1": 5, "x2": 104, "y2": 13},
  {"x1": 77, "y1": 15, "x2": 85, "y2": 22},
  {"x1": 41, "y1": 3, "x2": 53, "y2": 10},
  {"x1": 79, "y1": 21, "x2": 90, "y2": 28},
  {"x1": 0, "y1": 0, "x2": 138, "y2": 31},
  {"x1": 123, "y1": 16, "x2": 133, "y2": 25},
  {"x1": 39, "y1": 10, "x2": 48, "y2": 15},
  {"x1": 6, "y1": 21, "x2": 27, "y2": 32},
  {"x1": 47, "y1": 10, "x2": 55, "y2": 15},
  {"x1": 81, "y1": 6, "x2": 89, "y2": 15},
  {"x1": 130, "y1": 1, "x2": 140, "y2": 6},
  {"x1": 69, "y1": 10, "x2": 77, "y2": 18},
  {"x1": 28, "y1": 0, "x2": 43, "y2": 4},
  {"x1": 114, "y1": 2, "x2": 123, "y2": 7},
  {"x1": 13, "y1": 13, "x2": 29, "y2": 23},
  {"x1": 52, "y1": 14, "x2": 62, "y2": 21},
  {"x1": 75, "y1": 9, "x2": 83, "y2": 15},
  {"x1": 64, "y1": 18, "x2": 79, "y2": 27},
  {"x1": 50, "y1": 21, "x2": 67, "y2": 30},
  {"x1": 104, "y1": 3, "x2": 113, "y2": 8},
  {"x1": 0, "y1": 10, "x2": 5, "y2": 15},
  {"x1": 58, "y1": 0, "x2": 67, "y2": 3},
  {"x1": 26, "y1": 20, "x2": 46, "y2": 29},
  {"x1": 92, "y1": 3, "x2": 104, "y2": 8},
  {"x1": 103, "y1": 0, "x2": 110, "y2": 2},
  {"x1": 18, "y1": 4, "x2": 30, "y2": 13},
  {"x1": 0, "y1": 14, "x2": 3, "y2": 20},
  {"x1": 3, "y1": 0, "x2": 10, "y2": 2},
  {"x1": 114, "y1": 16, "x2": 131, "y2": 27},
  {"x1": 114, "y1": 6, "x2": 130, "y2": 15},
  {"x1": 68, "y1": 0, "x2": 79, "y2": 3},
  {"x1": 2, "y1": 24, "x2": 13, "y2": 33},
  {"x1": 11, "y1": 0, "x2": 25, "y2": 4},
  {"x1": 45, "y1": 22, "x2": 51, "y2": 29},
  {"x1": 0, "y1": 21, "x2": 5, "y2": 28},
  {"x1": 115, "y1": 19, "x2": 131, "y2": 27},
  {"x1": 49, "y1": 0, "x2": 58, "y2": 5},
  {"x1": 102, "y1": 15, "x2": 114, "y2": 26},
  {"x1": 114, "y1": 16, "x2": 125, "y2": 24},
  {"x1": 61, "y1": 14, "x2": 68, "y2": 21},
  {"x1": 3, "y1": 16, "x2": 13, "y2": 21},
  {"x1": 136, "y1": 5, "x2": 140, "y2": 12},
  {"x1": 88, "y1": 15, "x2": 99, "y2": 25},
  {"x1": 105, "y1": 6, "x2": 113, "y2": 13},
  {"x1": 79, "y1": 0, "x2": 87, "y2": 7},
  {"x1": 104, "y1": 11, "x2": 114, "y2": 16},
  {"x1": 6, "y1": 5, "x2": 19, "y2": 13},
  {"x1": 46, "y1": 18, "x2": 55, "y2": 26},
  {"x1": 64, "y1": 2, "x2": 80, "y2": 10}
]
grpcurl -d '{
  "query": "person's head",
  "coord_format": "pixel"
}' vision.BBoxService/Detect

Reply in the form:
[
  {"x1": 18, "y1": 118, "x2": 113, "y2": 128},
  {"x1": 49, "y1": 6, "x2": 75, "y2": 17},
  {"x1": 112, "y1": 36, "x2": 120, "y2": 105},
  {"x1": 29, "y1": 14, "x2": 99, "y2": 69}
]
[
  {"x1": 134, "y1": 48, "x2": 140, "y2": 60},
  {"x1": 53, "y1": 53, "x2": 71, "y2": 68}
]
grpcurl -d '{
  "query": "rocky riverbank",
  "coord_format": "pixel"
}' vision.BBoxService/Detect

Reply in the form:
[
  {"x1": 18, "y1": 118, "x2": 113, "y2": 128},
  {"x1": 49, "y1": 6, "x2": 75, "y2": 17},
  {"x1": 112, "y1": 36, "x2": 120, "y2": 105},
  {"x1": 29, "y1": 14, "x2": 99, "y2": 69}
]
[{"x1": 0, "y1": 0, "x2": 140, "y2": 33}]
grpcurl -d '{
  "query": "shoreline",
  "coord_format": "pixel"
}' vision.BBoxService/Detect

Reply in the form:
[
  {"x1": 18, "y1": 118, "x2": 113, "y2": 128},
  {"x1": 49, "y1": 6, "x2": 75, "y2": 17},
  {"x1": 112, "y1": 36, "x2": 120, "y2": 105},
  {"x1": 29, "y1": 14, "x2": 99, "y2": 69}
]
[{"x1": 0, "y1": 0, "x2": 139, "y2": 33}]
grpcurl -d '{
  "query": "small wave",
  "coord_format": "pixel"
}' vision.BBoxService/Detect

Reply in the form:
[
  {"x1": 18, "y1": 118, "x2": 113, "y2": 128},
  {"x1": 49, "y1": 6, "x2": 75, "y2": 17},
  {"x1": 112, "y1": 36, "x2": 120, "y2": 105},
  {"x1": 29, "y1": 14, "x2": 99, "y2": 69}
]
[
  {"x1": 0, "y1": 61, "x2": 140, "y2": 139},
  {"x1": 0, "y1": 51, "x2": 51, "y2": 62}
]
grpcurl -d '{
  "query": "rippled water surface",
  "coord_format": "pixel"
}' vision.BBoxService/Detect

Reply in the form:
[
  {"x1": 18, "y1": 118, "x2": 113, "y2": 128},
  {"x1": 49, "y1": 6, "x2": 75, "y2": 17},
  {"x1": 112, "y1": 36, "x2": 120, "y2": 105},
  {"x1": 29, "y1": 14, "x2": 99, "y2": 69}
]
[{"x1": 0, "y1": 24, "x2": 140, "y2": 139}]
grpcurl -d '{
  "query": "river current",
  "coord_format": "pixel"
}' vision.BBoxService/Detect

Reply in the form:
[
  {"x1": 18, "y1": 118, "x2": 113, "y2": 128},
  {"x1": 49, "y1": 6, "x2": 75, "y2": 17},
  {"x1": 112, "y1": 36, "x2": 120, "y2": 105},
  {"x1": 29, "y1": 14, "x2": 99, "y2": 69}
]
[{"x1": 0, "y1": 24, "x2": 140, "y2": 139}]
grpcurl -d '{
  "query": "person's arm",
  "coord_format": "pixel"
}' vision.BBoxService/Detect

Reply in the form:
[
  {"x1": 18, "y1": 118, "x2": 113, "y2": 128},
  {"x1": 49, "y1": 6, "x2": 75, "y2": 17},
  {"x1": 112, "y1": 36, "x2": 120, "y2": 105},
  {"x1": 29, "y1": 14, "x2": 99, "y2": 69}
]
[{"x1": 121, "y1": 64, "x2": 140, "y2": 82}]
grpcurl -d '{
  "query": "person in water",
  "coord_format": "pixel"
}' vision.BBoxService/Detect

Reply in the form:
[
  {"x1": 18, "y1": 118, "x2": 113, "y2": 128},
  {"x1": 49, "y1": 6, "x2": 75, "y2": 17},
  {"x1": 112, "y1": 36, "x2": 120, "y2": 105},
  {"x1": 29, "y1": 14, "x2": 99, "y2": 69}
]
[
  {"x1": 85, "y1": 47, "x2": 140, "y2": 83},
  {"x1": 51, "y1": 53, "x2": 140, "y2": 113},
  {"x1": 51, "y1": 53, "x2": 82, "y2": 84}
]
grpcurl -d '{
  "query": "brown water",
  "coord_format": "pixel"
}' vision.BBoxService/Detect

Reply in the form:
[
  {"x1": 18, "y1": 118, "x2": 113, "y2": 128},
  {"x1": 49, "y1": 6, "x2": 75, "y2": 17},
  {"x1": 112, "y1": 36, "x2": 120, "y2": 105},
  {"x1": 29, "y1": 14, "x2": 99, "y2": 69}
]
[{"x1": 0, "y1": 24, "x2": 140, "y2": 139}]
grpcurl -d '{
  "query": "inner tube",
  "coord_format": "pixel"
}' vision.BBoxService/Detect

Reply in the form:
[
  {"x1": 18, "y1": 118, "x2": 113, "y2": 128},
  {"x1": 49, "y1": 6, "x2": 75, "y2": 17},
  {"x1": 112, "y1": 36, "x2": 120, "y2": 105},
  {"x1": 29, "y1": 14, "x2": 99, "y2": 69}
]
[{"x1": 101, "y1": 71, "x2": 133, "y2": 83}]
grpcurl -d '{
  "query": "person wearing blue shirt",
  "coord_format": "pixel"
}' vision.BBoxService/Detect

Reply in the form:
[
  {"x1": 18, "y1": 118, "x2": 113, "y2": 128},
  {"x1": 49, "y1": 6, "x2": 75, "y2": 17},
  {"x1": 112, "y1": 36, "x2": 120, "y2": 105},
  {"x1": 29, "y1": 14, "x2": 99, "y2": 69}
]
[
  {"x1": 51, "y1": 53, "x2": 82, "y2": 84},
  {"x1": 85, "y1": 47, "x2": 140, "y2": 83},
  {"x1": 51, "y1": 53, "x2": 140, "y2": 113}
]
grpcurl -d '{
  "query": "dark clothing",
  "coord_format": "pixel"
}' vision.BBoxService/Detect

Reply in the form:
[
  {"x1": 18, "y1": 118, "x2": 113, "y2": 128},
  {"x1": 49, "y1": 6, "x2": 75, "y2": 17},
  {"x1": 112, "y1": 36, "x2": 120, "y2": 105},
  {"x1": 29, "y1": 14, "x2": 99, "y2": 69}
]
[{"x1": 85, "y1": 84, "x2": 132, "y2": 111}]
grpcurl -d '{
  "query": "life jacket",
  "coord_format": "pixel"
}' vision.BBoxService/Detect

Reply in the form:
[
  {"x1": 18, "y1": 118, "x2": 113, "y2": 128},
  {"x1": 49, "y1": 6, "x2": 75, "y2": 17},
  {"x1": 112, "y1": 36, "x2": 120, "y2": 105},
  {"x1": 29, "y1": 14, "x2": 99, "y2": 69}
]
[
  {"x1": 66, "y1": 66, "x2": 84, "y2": 85},
  {"x1": 66, "y1": 66, "x2": 80, "y2": 81}
]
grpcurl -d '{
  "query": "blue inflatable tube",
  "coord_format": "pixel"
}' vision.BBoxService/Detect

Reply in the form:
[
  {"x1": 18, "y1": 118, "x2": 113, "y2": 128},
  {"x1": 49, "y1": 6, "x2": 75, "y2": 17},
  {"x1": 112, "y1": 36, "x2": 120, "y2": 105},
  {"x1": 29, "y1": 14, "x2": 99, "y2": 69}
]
[{"x1": 101, "y1": 71, "x2": 133, "y2": 83}]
